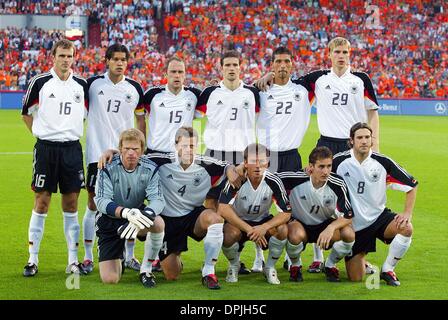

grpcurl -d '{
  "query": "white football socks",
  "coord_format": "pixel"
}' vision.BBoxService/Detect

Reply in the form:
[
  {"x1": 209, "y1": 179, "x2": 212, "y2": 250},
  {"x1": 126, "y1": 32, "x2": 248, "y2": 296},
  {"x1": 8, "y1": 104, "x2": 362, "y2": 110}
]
[
  {"x1": 28, "y1": 210, "x2": 47, "y2": 265},
  {"x1": 382, "y1": 234, "x2": 412, "y2": 272},
  {"x1": 63, "y1": 211, "x2": 80, "y2": 265},
  {"x1": 266, "y1": 236, "x2": 287, "y2": 269},
  {"x1": 286, "y1": 241, "x2": 304, "y2": 267},
  {"x1": 202, "y1": 223, "x2": 224, "y2": 276},
  {"x1": 82, "y1": 207, "x2": 96, "y2": 262}
]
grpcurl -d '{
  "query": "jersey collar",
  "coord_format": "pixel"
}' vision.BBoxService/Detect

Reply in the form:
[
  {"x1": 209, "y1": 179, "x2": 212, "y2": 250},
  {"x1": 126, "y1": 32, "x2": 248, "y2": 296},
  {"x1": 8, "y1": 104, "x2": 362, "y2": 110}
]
[
  {"x1": 309, "y1": 176, "x2": 328, "y2": 193},
  {"x1": 350, "y1": 148, "x2": 373, "y2": 165},
  {"x1": 50, "y1": 67, "x2": 73, "y2": 82},
  {"x1": 105, "y1": 72, "x2": 126, "y2": 85},
  {"x1": 330, "y1": 66, "x2": 351, "y2": 78},
  {"x1": 247, "y1": 170, "x2": 267, "y2": 192},
  {"x1": 272, "y1": 79, "x2": 292, "y2": 88},
  {"x1": 220, "y1": 80, "x2": 244, "y2": 92},
  {"x1": 165, "y1": 84, "x2": 184, "y2": 96}
]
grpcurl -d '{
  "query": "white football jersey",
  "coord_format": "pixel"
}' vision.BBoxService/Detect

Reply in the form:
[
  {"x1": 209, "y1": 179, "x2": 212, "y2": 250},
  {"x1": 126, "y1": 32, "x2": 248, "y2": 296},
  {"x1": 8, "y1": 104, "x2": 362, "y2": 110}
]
[
  {"x1": 196, "y1": 81, "x2": 260, "y2": 152},
  {"x1": 257, "y1": 80, "x2": 311, "y2": 151},
  {"x1": 144, "y1": 85, "x2": 200, "y2": 152},
  {"x1": 333, "y1": 149, "x2": 418, "y2": 232},
  {"x1": 21, "y1": 68, "x2": 88, "y2": 142},
  {"x1": 219, "y1": 171, "x2": 291, "y2": 222},
  {"x1": 298, "y1": 67, "x2": 379, "y2": 139},
  {"x1": 278, "y1": 171, "x2": 353, "y2": 226},
  {"x1": 85, "y1": 73, "x2": 144, "y2": 165},
  {"x1": 146, "y1": 153, "x2": 228, "y2": 217}
]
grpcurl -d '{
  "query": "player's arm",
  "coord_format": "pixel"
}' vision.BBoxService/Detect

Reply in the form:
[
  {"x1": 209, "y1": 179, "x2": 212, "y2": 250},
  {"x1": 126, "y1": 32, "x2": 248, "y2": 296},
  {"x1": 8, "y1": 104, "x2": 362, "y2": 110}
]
[
  {"x1": 316, "y1": 216, "x2": 352, "y2": 250},
  {"x1": 144, "y1": 167, "x2": 165, "y2": 215},
  {"x1": 218, "y1": 203, "x2": 253, "y2": 234},
  {"x1": 368, "y1": 109, "x2": 380, "y2": 152},
  {"x1": 374, "y1": 154, "x2": 418, "y2": 228},
  {"x1": 394, "y1": 185, "x2": 417, "y2": 229},
  {"x1": 217, "y1": 181, "x2": 252, "y2": 233},
  {"x1": 249, "y1": 173, "x2": 292, "y2": 244},
  {"x1": 135, "y1": 82, "x2": 147, "y2": 139},
  {"x1": 97, "y1": 149, "x2": 119, "y2": 169},
  {"x1": 253, "y1": 72, "x2": 274, "y2": 91},
  {"x1": 22, "y1": 115, "x2": 33, "y2": 133},
  {"x1": 21, "y1": 75, "x2": 40, "y2": 133},
  {"x1": 136, "y1": 114, "x2": 146, "y2": 140},
  {"x1": 198, "y1": 155, "x2": 244, "y2": 188},
  {"x1": 354, "y1": 71, "x2": 380, "y2": 151},
  {"x1": 248, "y1": 208, "x2": 291, "y2": 248},
  {"x1": 94, "y1": 167, "x2": 123, "y2": 218}
]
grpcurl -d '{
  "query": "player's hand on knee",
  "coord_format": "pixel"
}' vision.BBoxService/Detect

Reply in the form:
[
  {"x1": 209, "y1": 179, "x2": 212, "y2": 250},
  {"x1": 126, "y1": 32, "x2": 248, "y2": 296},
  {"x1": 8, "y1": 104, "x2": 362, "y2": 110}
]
[
  {"x1": 118, "y1": 222, "x2": 140, "y2": 240},
  {"x1": 121, "y1": 208, "x2": 154, "y2": 229}
]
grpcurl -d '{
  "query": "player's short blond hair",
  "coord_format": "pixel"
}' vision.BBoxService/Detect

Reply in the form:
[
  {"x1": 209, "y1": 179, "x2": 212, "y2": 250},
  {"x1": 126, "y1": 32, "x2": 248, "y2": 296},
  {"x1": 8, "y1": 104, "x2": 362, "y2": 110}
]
[
  {"x1": 328, "y1": 37, "x2": 351, "y2": 53},
  {"x1": 118, "y1": 128, "x2": 145, "y2": 151},
  {"x1": 51, "y1": 39, "x2": 75, "y2": 56}
]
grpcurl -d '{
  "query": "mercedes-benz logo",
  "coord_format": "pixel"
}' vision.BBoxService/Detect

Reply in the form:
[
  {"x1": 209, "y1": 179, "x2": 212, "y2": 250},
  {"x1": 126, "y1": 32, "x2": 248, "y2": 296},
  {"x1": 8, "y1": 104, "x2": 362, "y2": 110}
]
[{"x1": 435, "y1": 102, "x2": 446, "y2": 114}]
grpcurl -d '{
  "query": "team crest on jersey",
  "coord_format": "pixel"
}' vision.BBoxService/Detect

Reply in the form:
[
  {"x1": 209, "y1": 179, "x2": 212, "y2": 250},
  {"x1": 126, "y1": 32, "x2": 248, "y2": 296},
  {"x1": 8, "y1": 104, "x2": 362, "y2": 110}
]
[
  {"x1": 74, "y1": 92, "x2": 82, "y2": 103},
  {"x1": 242, "y1": 100, "x2": 250, "y2": 109},
  {"x1": 350, "y1": 85, "x2": 358, "y2": 94},
  {"x1": 323, "y1": 196, "x2": 333, "y2": 208},
  {"x1": 193, "y1": 173, "x2": 202, "y2": 186},
  {"x1": 185, "y1": 100, "x2": 193, "y2": 111},
  {"x1": 262, "y1": 196, "x2": 268, "y2": 201},
  {"x1": 367, "y1": 167, "x2": 381, "y2": 182},
  {"x1": 125, "y1": 93, "x2": 132, "y2": 103},
  {"x1": 293, "y1": 91, "x2": 302, "y2": 101}
]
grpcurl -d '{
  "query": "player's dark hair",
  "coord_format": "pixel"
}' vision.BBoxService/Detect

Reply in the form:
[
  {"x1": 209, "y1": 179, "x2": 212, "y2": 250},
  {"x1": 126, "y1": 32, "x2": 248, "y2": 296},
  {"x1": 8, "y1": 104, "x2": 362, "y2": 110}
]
[
  {"x1": 244, "y1": 143, "x2": 270, "y2": 161},
  {"x1": 271, "y1": 46, "x2": 292, "y2": 64},
  {"x1": 220, "y1": 50, "x2": 240, "y2": 66},
  {"x1": 105, "y1": 44, "x2": 130, "y2": 60},
  {"x1": 349, "y1": 122, "x2": 373, "y2": 147},
  {"x1": 175, "y1": 126, "x2": 198, "y2": 144},
  {"x1": 309, "y1": 146, "x2": 333, "y2": 164}
]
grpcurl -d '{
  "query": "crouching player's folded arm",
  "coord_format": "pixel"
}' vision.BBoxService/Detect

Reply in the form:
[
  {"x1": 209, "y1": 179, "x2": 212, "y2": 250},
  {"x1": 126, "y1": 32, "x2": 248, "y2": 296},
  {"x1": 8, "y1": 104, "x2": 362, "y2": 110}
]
[{"x1": 94, "y1": 167, "x2": 122, "y2": 218}]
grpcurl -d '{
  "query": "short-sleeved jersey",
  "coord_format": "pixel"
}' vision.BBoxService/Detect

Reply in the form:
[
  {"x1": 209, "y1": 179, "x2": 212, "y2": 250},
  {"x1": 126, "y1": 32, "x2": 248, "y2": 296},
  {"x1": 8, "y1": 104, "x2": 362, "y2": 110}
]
[
  {"x1": 144, "y1": 85, "x2": 200, "y2": 152},
  {"x1": 219, "y1": 170, "x2": 290, "y2": 222},
  {"x1": 146, "y1": 153, "x2": 228, "y2": 217},
  {"x1": 196, "y1": 81, "x2": 260, "y2": 152},
  {"x1": 21, "y1": 68, "x2": 88, "y2": 142},
  {"x1": 85, "y1": 73, "x2": 144, "y2": 165},
  {"x1": 332, "y1": 149, "x2": 418, "y2": 232},
  {"x1": 94, "y1": 154, "x2": 165, "y2": 217},
  {"x1": 257, "y1": 80, "x2": 311, "y2": 151},
  {"x1": 278, "y1": 171, "x2": 353, "y2": 226},
  {"x1": 298, "y1": 67, "x2": 378, "y2": 139}
]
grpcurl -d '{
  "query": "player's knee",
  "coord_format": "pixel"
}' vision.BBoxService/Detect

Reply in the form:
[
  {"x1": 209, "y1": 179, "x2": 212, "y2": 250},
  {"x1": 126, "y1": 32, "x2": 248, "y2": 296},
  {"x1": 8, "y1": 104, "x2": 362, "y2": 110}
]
[
  {"x1": 275, "y1": 224, "x2": 288, "y2": 240},
  {"x1": 341, "y1": 228, "x2": 355, "y2": 243},
  {"x1": 347, "y1": 272, "x2": 364, "y2": 282},
  {"x1": 223, "y1": 232, "x2": 239, "y2": 247},
  {"x1": 400, "y1": 222, "x2": 413, "y2": 237},
  {"x1": 150, "y1": 216, "x2": 165, "y2": 233},
  {"x1": 101, "y1": 273, "x2": 121, "y2": 284},
  {"x1": 287, "y1": 233, "x2": 303, "y2": 245}
]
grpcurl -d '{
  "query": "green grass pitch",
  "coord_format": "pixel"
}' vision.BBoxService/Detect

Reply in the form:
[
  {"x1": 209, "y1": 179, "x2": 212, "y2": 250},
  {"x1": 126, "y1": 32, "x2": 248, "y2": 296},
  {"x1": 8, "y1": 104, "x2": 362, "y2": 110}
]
[{"x1": 0, "y1": 109, "x2": 447, "y2": 300}]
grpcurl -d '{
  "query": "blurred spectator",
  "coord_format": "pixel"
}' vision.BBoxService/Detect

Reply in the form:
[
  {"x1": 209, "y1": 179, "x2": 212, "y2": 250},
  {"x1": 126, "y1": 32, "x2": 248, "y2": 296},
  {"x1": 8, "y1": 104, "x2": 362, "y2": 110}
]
[{"x1": 0, "y1": 0, "x2": 446, "y2": 98}]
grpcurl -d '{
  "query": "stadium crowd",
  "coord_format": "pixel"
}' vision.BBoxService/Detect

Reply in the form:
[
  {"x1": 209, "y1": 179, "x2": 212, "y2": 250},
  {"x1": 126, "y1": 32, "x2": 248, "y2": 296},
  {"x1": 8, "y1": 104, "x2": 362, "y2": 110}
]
[{"x1": 0, "y1": 0, "x2": 447, "y2": 98}]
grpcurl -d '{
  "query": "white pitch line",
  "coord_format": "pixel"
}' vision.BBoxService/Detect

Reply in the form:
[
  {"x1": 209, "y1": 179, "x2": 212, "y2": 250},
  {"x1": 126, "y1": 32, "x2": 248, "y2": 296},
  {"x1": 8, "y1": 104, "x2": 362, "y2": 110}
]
[{"x1": 0, "y1": 152, "x2": 33, "y2": 155}]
